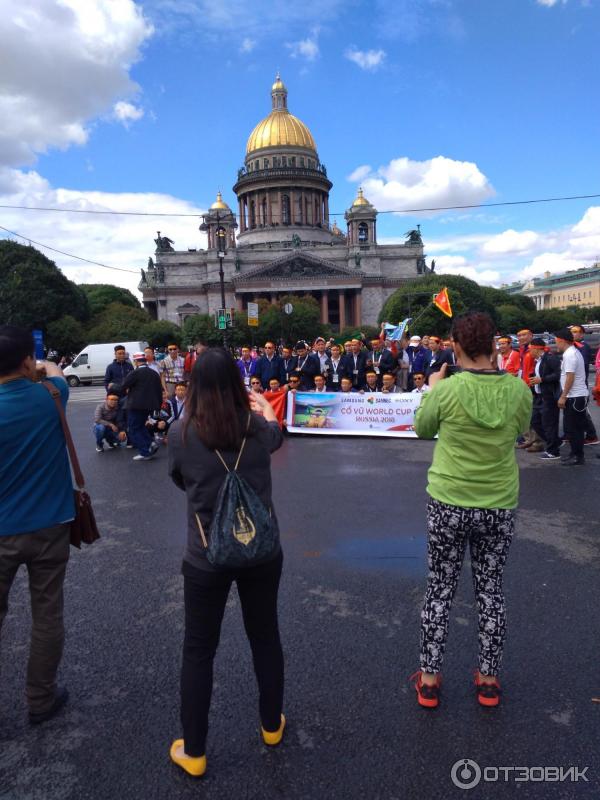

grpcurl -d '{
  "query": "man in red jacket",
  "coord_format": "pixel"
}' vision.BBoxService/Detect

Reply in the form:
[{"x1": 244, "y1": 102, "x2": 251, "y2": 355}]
[{"x1": 183, "y1": 341, "x2": 207, "y2": 381}]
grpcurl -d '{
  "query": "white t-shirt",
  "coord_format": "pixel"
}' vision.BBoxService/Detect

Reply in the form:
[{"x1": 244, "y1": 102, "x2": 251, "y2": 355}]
[{"x1": 560, "y1": 346, "x2": 588, "y2": 398}]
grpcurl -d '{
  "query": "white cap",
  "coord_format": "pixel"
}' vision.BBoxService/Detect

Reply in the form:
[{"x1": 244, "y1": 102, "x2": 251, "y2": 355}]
[{"x1": 409, "y1": 335, "x2": 421, "y2": 345}]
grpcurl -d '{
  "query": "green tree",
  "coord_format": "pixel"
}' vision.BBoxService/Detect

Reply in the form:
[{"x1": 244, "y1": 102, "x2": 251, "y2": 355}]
[
  {"x1": 181, "y1": 296, "x2": 329, "y2": 350},
  {"x1": 86, "y1": 302, "x2": 151, "y2": 342},
  {"x1": 339, "y1": 324, "x2": 381, "y2": 342},
  {"x1": 143, "y1": 319, "x2": 182, "y2": 349},
  {"x1": 182, "y1": 314, "x2": 226, "y2": 347},
  {"x1": 495, "y1": 304, "x2": 534, "y2": 333},
  {"x1": 380, "y1": 275, "x2": 480, "y2": 336},
  {"x1": 533, "y1": 308, "x2": 572, "y2": 332},
  {"x1": 480, "y1": 286, "x2": 535, "y2": 315},
  {"x1": 80, "y1": 283, "x2": 141, "y2": 316},
  {"x1": 0, "y1": 241, "x2": 89, "y2": 329},
  {"x1": 46, "y1": 315, "x2": 87, "y2": 356}
]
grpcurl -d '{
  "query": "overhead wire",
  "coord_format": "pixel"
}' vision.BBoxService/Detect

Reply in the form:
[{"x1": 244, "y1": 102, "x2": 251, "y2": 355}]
[
  {"x1": 0, "y1": 224, "x2": 139, "y2": 274},
  {"x1": 0, "y1": 191, "x2": 599, "y2": 219},
  {"x1": 2, "y1": 190, "x2": 599, "y2": 277}
]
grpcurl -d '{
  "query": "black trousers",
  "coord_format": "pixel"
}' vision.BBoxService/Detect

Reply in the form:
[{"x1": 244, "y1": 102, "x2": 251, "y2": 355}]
[
  {"x1": 531, "y1": 393, "x2": 561, "y2": 456},
  {"x1": 180, "y1": 551, "x2": 284, "y2": 756},
  {"x1": 563, "y1": 396, "x2": 588, "y2": 458}
]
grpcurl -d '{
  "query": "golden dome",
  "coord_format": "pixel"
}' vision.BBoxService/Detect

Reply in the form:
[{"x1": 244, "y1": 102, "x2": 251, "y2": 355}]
[
  {"x1": 210, "y1": 191, "x2": 229, "y2": 210},
  {"x1": 352, "y1": 187, "x2": 370, "y2": 207},
  {"x1": 246, "y1": 113, "x2": 316, "y2": 155},
  {"x1": 246, "y1": 74, "x2": 317, "y2": 156},
  {"x1": 272, "y1": 73, "x2": 287, "y2": 92}
]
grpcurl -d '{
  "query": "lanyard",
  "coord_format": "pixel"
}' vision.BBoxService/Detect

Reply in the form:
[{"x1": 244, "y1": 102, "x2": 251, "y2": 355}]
[
  {"x1": 298, "y1": 355, "x2": 309, "y2": 371},
  {"x1": 242, "y1": 360, "x2": 252, "y2": 377},
  {"x1": 331, "y1": 359, "x2": 340, "y2": 373}
]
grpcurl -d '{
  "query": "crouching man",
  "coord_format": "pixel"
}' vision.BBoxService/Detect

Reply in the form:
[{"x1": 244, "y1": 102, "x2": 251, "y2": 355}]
[{"x1": 94, "y1": 392, "x2": 127, "y2": 452}]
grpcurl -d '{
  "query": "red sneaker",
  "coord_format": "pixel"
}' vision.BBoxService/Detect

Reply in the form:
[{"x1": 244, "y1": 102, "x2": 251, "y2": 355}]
[
  {"x1": 410, "y1": 671, "x2": 441, "y2": 708},
  {"x1": 474, "y1": 672, "x2": 501, "y2": 707}
]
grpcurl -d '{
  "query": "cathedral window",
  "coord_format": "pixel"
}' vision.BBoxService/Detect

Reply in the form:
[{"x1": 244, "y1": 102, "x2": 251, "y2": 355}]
[
  {"x1": 282, "y1": 156, "x2": 287, "y2": 166},
  {"x1": 282, "y1": 195, "x2": 291, "y2": 225},
  {"x1": 358, "y1": 222, "x2": 369, "y2": 243},
  {"x1": 255, "y1": 160, "x2": 259, "y2": 170},
  {"x1": 290, "y1": 156, "x2": 296, "y2": 166},
  {"x1": 250, "y1": 201, "x2": 256, "y2": 229},
  {"x1": 300, "y1": 157, "x2": 305, "y2": 167},
  {"x1": 264, "y1": 158, "x2": 269, "y2": 169}
]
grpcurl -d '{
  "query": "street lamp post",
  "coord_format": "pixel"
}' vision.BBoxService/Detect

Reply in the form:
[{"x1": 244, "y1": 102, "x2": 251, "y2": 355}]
[{"x1": 216, "y1": 213, "x2": 228, "y2": 349}]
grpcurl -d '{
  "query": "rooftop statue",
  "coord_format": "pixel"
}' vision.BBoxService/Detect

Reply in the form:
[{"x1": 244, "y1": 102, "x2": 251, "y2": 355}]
[
  {"x1": 404, "y1": 225, "x2": 423, "y2": 246},
  {"x1": 155, "y1": 231, "x2": 175, "y2": 252}
]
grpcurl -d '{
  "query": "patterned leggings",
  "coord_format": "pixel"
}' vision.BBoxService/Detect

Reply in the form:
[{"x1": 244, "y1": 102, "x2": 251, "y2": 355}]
[{"x1": 420, "y1": 499, "x2": 514, "y2": 676}]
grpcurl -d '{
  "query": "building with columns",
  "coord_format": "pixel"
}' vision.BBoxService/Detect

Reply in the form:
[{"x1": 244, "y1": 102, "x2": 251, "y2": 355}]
[
  {"x1": 503, "y1": 262, "x2": 600, "y2": 310},
  {"x1": 140, "y1": 74, "x2": 429, "y2": 329}
]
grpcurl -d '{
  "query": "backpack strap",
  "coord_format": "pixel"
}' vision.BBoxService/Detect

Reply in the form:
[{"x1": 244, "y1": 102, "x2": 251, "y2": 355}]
[{"x1": 214, "y1": 413, "x2": 251, "y2": 473}]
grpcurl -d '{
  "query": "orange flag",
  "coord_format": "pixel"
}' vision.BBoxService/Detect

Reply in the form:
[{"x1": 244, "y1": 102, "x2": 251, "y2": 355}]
[{"x1": 433, "y1": 287, "x2": 453, "y2": 318}]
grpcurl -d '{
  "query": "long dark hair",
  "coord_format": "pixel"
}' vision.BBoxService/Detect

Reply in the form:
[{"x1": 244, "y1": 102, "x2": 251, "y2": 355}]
[{"x1": 184, "y1": 348, "x2": 251, "y2": 450}]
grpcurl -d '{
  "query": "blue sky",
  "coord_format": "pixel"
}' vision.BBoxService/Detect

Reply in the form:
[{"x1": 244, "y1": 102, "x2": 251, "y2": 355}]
[{"x1": 1, "y1": 0, "x2": 599, "y2": 295}]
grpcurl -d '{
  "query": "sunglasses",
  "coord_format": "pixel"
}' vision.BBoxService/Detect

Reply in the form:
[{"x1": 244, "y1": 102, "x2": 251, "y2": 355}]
[{"x1": 168, "y1": 347, "x2": 178, "y2": 351}]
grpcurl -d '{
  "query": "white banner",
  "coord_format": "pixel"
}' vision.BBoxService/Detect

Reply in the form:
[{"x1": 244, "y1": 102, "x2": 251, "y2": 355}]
[{"x1": 286, "y1": 391, "x2": 423, "y2": 438}]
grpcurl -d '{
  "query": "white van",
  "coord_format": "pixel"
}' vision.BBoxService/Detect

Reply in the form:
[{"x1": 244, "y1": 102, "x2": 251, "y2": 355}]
[{"x1": 63, "y1": 341, "x2": 148, "y2": 387}]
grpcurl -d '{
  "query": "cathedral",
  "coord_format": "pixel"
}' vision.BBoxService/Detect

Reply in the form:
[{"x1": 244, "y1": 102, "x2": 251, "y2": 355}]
[{"x1": 140, "y1": 74, "x2": 428, "y2": 330}]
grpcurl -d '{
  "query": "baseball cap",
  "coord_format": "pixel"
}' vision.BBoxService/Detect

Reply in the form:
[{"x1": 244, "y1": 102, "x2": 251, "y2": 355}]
[{"x1": 409, "y1": 335, "x2": 421, "y2": 345}]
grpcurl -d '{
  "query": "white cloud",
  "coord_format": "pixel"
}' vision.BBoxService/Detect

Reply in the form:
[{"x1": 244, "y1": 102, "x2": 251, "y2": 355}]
[
  {"x1": 0, "y1": 168, "x2": 208, "y2": 296},
  {"x1": 145, "y1": 0, "x2": 345, "y2": 37},
  {"x1": 287, "y1": 36, "x2": 320, "y2": 61},
  {"x1": 435, "y1": 264, "x2": 502, "y2": 285},
  {"x1": 239, "y1": 37, "x2": 256, "y2": 53},
  {"x1": 0, "y1": 0, "x2": 153, "y2": 167},
  {"x1": 345, "y1": 48, "x2": 386, "y2": 71},
  {"x1": 347, "y1": 165, "x2": 372, "y2": 182},
  {"x1": 113, "y1": 101, "x2": 144, "y2": 127},
  {"x1": 482, "y1": 229, "x2": 540, "y2": 255},
  {"x1": 536, "y1": 0, "x2": 567, "y2": 6},
  {"x1": 349, "y1": 155, "x2": 494, "y2": 215}
]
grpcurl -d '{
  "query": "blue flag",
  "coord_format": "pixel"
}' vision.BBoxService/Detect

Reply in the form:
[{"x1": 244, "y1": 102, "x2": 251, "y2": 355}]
[{"x1": 389, "y1": 318, "x2": 411, "y2": 341}]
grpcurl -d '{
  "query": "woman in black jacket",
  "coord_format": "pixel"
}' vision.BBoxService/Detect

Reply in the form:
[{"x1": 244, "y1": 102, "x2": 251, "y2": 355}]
[{"x1": 168, "y1": 348, "x2": 285, "y2": 777}]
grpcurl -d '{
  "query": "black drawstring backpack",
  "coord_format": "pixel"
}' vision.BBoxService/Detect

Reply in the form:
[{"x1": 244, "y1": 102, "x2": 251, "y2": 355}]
[{"x1": 195, "y1": 415, "x2": 279, "y2": 568}]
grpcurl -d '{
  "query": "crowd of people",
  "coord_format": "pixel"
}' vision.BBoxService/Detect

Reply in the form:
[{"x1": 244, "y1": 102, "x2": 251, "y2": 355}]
[
  {"x1": 96, "y1": 324, "x2": 599, "y2": 466},
  {"x1": 0, "y1": 316, "x2": 599, "y2": 779}
]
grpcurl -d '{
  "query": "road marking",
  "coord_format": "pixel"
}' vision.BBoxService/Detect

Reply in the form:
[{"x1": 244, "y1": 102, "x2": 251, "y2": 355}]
[{"x1": 67, "y1": 388, "x2": 107, "y2": 404}]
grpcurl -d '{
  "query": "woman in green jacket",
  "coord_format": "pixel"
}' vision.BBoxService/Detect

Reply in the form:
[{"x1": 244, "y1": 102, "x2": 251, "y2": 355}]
[{"x1": 412, "y1": 312, "x2": 532, "y2": 709}]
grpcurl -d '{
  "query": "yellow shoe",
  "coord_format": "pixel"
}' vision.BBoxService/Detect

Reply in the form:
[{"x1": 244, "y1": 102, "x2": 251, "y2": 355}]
[
  {"x1": 261, "y1": 714, "x2": 286, "y2": 746},
  {"x1": 169, "y1": 739, "x2": 206, "y2": 777}
]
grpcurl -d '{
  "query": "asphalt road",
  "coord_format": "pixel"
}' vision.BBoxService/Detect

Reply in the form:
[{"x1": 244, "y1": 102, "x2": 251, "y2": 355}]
[{"x1": 1, "y1": 386, "x2": 599, "y2": 800}]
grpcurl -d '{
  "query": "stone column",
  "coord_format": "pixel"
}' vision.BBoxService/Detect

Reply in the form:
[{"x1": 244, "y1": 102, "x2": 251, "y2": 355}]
[
  {"x1": 237, "y1": 295, "x2": 244, "y2": 312},
  {"x1": 354, "y1": 291, "x2": 362, "y2": 326},
  {"x1": 324, "y1": 194, "x2": 329, "y2": 226},
  {"x1": 270, "y1": 293, "x2": 277, "y2": 304},
  {"x1": 267, "y1": 192, "x2": 272, "y2": 226},
  {"x1": 321, "y1": 290, "x2": 329, "y2": 324},
  {"x1": 338, "y1": 289, "x2": 346, "y2": 331},
  {"x1": 278, "y1": 191, "x2": 282, "y2": 225}
]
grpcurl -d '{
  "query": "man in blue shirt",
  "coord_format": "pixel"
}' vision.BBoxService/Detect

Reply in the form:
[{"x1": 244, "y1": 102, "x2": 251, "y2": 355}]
[{"x1": 0, "y1": 326, "x2": 73, "y2": 724}]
